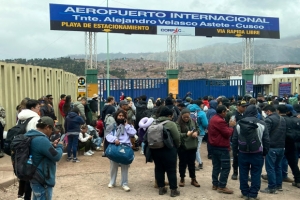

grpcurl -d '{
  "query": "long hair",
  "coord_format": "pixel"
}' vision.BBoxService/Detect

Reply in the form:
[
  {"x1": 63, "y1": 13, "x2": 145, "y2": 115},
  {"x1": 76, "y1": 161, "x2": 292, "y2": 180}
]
[
  {"x1": 63, "y1": 95, "x2": 72, "y2": 114},
  {"x1": 176, "y1": 110, "x2": 191, "y2": 133},
  {"x1": 114, "y1": 109, "x2": 127, "y2": 122}
]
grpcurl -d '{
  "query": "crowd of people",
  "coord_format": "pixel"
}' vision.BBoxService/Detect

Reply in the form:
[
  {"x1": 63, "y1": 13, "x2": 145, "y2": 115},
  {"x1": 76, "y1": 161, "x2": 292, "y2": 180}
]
[{"x1": 0, "y1": 92, "x2": 300, "y2": 199}]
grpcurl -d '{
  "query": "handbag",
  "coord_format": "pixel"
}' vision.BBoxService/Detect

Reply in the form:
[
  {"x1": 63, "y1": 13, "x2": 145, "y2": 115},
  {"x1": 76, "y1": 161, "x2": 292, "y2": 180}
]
[
  {"x1": 105, "y1": 125, "x2": 134, "y2": 165},
  {"x1": 105, "y1": 143, "x2": 134, "y2": 165}
]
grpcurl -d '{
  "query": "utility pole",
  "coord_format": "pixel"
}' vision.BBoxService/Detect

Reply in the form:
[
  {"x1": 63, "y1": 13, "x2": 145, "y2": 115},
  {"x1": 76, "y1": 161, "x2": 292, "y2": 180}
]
[{"x1": 106, "y1": 0, "x2": 110, "y2": 97}]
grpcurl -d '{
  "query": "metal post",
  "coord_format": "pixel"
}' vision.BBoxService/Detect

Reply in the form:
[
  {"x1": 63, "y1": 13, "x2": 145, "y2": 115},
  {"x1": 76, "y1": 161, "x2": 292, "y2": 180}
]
[
  {"x1": 106, "y1": 0, "x2": 110, "y2": 97},
  {"x1": 85, "y1": 32, "x2": 97, "y2": 69},
  {"x1": 242, "y1": 38, "x2": 254, "y2": 69},
  {"x1": 167, "y1": 35, "x2": 179, "y2": 70}
]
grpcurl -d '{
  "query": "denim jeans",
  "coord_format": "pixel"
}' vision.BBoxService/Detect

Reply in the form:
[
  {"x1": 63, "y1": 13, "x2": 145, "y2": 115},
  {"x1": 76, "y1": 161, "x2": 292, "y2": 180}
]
[
  {"x1": 67, "y1": 134, "x2": 79, "y2": 158},
  {"x1": 211, "y1": 149, "x2": 231, "y2": 188},
  {"x1": 281, "y1": 155, "x2": 288, "y2": 179},
  {"x1": 93, "y1": 137, "x2": 102, "y2": 147},
  {"x1": 30, "y1": 182, "x2": 53, "y2": 200},
  {"x1": 265, "y1": 148, "x2": 285, "y2": 189},
  {"x1": 238, "y1": 153, "x2": 264, "y2": 198},
  {"x1": 196, "y1": 136, "x2": 203, "y2": 164}
]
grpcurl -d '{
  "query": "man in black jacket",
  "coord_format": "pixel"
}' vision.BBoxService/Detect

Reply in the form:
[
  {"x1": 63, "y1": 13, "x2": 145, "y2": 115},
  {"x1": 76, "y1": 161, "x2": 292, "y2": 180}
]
[
  {"x1": 261, "y1": 105, "x2": 286, "y2": 194},
  {"x1": 89, "y1": 94, "x2": 99, "y2": 121},
  {"x1": 280, "y1": 105, "x2": 300, "y2": 188},
  {"x1": 232, "y1": 105, "x2": 269, "y2": 200}
]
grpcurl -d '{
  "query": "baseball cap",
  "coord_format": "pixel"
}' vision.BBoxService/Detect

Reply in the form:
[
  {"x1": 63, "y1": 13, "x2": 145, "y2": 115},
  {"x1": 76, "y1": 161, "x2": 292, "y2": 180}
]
[
  {"x1": 119, "y1": 100, "x2": 129, "y2": 106},
  {"x1": 237, "y1": 100, "x2": 249, "y2": 107},
  {"x1": 37, "y1": 116, "x2": 59, "y2": 131}
]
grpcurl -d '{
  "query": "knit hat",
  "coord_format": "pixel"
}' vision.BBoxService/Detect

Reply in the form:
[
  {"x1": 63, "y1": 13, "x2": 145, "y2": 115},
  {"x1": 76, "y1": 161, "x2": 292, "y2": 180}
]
[
  {"x1": 165, "y1": 97, "x2": 174, "y2": 106},
  {"x1": 180, "y1": 109, "x2": 190, "y2": 115},
  {"x1": 159, "y1": 107, "x2": 173, "y2": 117}
]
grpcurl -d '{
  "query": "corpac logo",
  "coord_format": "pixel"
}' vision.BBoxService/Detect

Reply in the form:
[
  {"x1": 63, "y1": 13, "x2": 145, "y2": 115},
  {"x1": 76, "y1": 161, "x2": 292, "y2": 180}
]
[{"x1": 157, "y1": 26, "x2": 195, "y2": 36}]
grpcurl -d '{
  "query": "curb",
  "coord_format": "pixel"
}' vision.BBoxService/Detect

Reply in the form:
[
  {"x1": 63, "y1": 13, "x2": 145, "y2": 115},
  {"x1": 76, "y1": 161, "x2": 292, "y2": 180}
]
[{"x1": 0, "y1": 175, "x2": 18, "y2": 191}]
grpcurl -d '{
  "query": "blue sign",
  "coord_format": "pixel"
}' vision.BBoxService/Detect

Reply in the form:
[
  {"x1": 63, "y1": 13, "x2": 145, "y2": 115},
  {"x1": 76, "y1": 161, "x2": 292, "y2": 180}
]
[
  {"x1": 246, "y1": 80, "x2": 253, "y2": 93},
  {"x1": 279, "y1": 82, "x2": 291, "y2": 97},
  {"x1": 49, "y1": 4, "x2": 280, "y2": 38}
]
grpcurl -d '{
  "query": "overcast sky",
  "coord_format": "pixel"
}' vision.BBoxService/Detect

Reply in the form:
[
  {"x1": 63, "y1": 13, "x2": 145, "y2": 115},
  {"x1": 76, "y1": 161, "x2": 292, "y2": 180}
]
[{"x1": 0, "y1": 0, "x2": 299, "y2": 59}]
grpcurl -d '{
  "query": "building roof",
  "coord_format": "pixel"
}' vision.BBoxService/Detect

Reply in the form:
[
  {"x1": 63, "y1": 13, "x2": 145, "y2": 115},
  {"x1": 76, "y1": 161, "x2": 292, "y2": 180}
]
[{"x1": 276, "y1": 65, "x2": 300, "y2": 69}]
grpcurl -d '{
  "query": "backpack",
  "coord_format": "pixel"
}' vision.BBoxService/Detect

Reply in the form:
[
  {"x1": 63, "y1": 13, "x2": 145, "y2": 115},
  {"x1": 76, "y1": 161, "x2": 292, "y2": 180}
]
[
  {"x1": 190, "y1": 110, "x2": 199, "y2": 124},
  {"x1": 171, "y1": 107, "x2": 178, "y2": 122},
  {"x1": 4, "y1": 117, "x2": 33, "y2": 156},
  {"x1": 145, "y1": 120, "x2": 173, "y2": 149},
  {"x1": 237, "y1": 118, "x2": 262, "y2": 153},
  {"x1": 286, "y1": 117, "x2": 300, "y2": 142},
  {"x1": 10, "y1": 134, "x2": 43, "y2": 182},
  {"x1": 289, "y1": 97, "x2": 298, "y2": 106}
]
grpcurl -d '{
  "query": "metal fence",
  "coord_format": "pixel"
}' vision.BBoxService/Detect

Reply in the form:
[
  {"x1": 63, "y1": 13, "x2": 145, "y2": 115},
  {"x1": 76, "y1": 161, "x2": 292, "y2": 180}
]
[{"x1": 98, "y1": 78, "x2": 244, "y2": 101}]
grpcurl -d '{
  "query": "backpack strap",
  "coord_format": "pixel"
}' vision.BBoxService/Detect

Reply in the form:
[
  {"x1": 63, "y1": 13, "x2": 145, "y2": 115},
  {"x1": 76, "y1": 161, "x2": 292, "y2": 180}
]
[{"x1": 159, "y1": 120, "x2": 171, "y2": 126}]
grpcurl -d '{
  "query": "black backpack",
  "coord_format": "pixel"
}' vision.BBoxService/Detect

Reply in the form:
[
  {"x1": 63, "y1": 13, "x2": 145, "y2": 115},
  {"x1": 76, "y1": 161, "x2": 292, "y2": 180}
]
[
  {"x1": 286, "y1": 117, "x2": 300, "y2": 142},
  {"x1": 4, "y1": 117, "x2": 33, "y2": 155},
  {"x1": 10, "y1": 134, "x2": 44, "y2": 182},
  {"x1": 238, "y1": 118, "x2": 262, "y2": 153}
]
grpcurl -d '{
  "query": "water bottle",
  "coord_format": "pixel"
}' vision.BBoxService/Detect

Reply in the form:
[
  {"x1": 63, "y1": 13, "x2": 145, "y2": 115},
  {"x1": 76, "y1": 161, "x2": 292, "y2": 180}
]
[{"x1": 27, "y1": 155, "x2": 33, "y2": 165}]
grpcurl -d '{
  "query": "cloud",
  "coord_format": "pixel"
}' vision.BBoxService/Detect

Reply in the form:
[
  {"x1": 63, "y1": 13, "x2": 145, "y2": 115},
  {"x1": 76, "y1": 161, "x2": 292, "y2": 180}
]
[{"x1": 0, "y1": 0, "x2": 297, "y2": 59}]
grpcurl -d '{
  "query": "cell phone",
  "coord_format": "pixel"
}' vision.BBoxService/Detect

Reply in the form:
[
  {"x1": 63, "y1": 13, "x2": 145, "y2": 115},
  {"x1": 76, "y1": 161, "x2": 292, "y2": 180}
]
[
  {"x1": 191, "y1": 128, "x2": 195, "y2": 132},
  {"x1": 59, "y1": 134, "x2": 66, "y2": 142}
]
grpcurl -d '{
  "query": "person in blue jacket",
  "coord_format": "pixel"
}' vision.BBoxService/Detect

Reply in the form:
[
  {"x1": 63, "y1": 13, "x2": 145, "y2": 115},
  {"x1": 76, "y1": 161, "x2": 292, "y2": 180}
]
[
  {"x1": 65, "y1": 107, "x2": 85, "y2": 162},
  {"x1": 188, "y1": 100, "x2": 208, "y2": 170},
  {"x1": 25, "y1": 116, "x2": 63, "y2": 200}
]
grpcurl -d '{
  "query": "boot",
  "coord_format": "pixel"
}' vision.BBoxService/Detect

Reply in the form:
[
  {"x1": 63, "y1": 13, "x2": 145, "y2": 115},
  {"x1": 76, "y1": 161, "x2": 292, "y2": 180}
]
[
  {"x1": 231, "y1": 170, "x2": 238, "y2": 180},
  {"x1": 179, "y1": 178, "x2": 185, "y2": 187},
  {"x1": 158, "y1": 187, "x2": 167, "y2": 195},
  {"x1": 191, "y1": 178, "x2": 200, "y2": 187},
  {"x1": 217, "y1": 187, "x2": 234, "y2": 194},
  {"x1": 154, "y1": 180, "x2": 169, "y2": 188},
  {"x1": 170, "y1": 189, "x2": 180, "y2": 197}
]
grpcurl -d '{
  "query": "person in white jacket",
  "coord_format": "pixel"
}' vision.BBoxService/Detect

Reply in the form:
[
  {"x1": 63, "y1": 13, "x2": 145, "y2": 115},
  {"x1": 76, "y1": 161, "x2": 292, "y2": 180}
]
[
  {"x1": 79, "y1": 125, "x2": 94, "y2": 156},
  {"x1": 16, "y1": 99, "x2": 40, "y2": 200},
  {"x1": 17, "y1": 99, "x2": 41, "y2": 132}
]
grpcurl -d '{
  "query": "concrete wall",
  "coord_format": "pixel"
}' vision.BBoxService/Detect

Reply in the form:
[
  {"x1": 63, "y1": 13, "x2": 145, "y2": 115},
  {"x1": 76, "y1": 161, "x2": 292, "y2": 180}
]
[
  {"x1": 0, "y1": 62, "x2": 78, "y2": 130},
  {"x1": 272, "y1": 76, "x2": 300, "y2": 96}
]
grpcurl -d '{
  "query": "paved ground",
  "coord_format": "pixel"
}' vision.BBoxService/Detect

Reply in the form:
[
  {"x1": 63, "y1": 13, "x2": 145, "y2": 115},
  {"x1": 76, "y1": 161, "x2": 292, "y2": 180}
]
[{"x1": 1, "y1": 143, "x2": 300, "y2": 200}]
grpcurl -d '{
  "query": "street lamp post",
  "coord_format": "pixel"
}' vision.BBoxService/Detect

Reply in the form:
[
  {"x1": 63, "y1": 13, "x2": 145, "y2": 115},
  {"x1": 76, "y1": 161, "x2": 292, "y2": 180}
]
[{"x1": 106, "y1": 0, "x2": 110, "y2": 97}]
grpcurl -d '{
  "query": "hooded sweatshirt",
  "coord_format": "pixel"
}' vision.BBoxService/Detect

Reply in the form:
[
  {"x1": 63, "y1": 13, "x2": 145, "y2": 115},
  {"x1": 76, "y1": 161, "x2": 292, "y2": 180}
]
[
  {"x1": 206, "y1": 100, "x2": 218, "y2": 122},
  {"x1": 25, "y1": 129, "x2": 63, "y2": 187},
  {"x1": 18, "y1": 109, "x2": 40, "y2": 132},
  {"x1": 73, "y1": 101, "x2": 86, "y2": 120},
  {"x1": 65, "y1": 112, "x2": 85, "y2": 133},
  {"x1": 188, "y1": 104, "x2": 208, "y2": 136}
]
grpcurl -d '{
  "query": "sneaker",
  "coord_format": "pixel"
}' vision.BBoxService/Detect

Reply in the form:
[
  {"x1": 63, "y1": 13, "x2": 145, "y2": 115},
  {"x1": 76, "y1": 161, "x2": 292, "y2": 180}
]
[
  {"x1": 96, "y1": 147, "x2": 102, "y2": 151},
  {"x1": 122, "y1": 185, "x2": 130, "y2": 192},
  {"x1": 159, "y1": 187, "x2": 167, "y2": 195},
  {"x1": 260, "y1": 187, "x2": 277, "y2": 194},
  {"x1": 84, "y1": 152, "x2": 92, "y2": 156},
  {"x1": 231, "y1": 173, "x2": 238, "y2": 180},
  {"x1": 170, "y1": 189, "x2": 180, "y2": 197},
  {"x1": 249, "y1": 197, "x2": 260, "y2": 200},
  {"x1": 66, "y1": 157, "x2": 72, "y2": 162},
  {"x1": 207, "y1": 155, "x2": 212, "y2": 160},
  {"x1": 261, "y1": 174, "x2": 268, "y2": 180},
  {"x1": 15, "y1": 197, "x2": 24, "y2": 200},
  {"x1": 88, "y1": 150, "x2": 94, "y2": 155},
  {"x1": 199, "y1": 163, "x2": 203, "y2": 169},
  {"x1": 292, "y1": 182, "x2": 300, "y2": 188},
  {"x1": 239, "y1": 194, "x2": 248, "y2": 200},
  {"x1": 102, "y1": 153, "x2": 106, "y2": 157},
  {"x1": 276, "y1": 186, "x2": 283, "y2": 191},
  {"x1": 283, "y1": 177, "x2": 293, "y2": 183},
  {"x1": 108, "y1": 184, "x2": 115, "y2": 188},
  {"x1": 72, "y1": 158, "x2": 80, "y2": 163},
  {"x1": 217, "y1": 187, "x2": 234, "y2": 194},
  {"x1": 140, "y1": 150, "x2": 144, "y2": 155}
]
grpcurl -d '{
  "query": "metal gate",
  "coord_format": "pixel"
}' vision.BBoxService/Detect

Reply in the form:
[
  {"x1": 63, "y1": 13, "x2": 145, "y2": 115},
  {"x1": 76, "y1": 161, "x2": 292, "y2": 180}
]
[
  {"x1": 98, "y1": 78, "x2": 244, "y2": 101},
  {"x1": 98, "y1": 78, "x2": 167, "y2": 101},
  {"x1": 178, "y1": 79, "x2": 244, "y2": 99}
]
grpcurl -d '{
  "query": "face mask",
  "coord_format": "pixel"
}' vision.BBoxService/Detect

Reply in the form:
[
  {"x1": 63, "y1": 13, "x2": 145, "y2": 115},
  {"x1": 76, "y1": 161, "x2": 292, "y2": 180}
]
[{"x1": 116, "y1": 119, "x2": 125, "y2": 125}]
